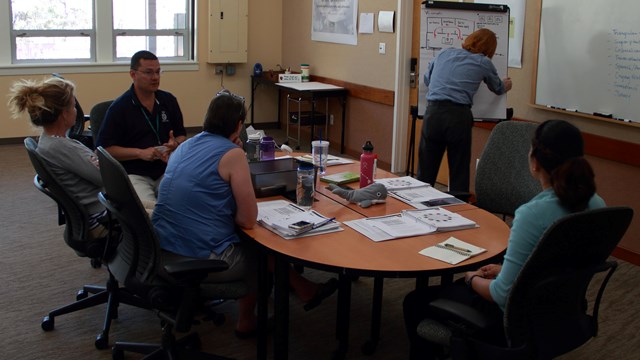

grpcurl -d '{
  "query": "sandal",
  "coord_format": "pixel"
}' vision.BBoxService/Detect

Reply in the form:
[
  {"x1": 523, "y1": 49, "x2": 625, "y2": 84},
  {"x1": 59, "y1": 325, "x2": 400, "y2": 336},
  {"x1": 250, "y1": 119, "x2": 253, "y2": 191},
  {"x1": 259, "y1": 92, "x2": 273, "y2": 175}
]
[{"x1": 303, "y1": 278, "x2": 338, "y2": 311}]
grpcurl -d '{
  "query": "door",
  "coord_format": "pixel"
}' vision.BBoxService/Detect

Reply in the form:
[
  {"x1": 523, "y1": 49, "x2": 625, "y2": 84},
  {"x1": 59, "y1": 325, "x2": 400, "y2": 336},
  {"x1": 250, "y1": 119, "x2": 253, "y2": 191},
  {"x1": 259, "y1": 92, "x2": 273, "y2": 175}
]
[{"x1": 409, "y1": 0, "x2": 449, "y2": 186}]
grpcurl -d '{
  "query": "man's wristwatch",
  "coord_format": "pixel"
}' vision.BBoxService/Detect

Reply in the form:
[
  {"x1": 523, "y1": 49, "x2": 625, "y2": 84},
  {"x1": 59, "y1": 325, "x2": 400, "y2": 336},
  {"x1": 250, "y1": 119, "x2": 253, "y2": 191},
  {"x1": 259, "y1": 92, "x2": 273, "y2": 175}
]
[{"x1": 466, "y1": 274, "x2": 482, "y2": 286}]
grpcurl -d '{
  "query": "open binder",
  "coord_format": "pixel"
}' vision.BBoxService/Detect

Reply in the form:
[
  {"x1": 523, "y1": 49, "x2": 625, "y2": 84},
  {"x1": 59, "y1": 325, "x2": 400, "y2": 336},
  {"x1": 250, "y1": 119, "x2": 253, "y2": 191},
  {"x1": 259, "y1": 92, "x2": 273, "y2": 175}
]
[{"x1": 343, "y1": 208, "x2": 477, "y2": 242}]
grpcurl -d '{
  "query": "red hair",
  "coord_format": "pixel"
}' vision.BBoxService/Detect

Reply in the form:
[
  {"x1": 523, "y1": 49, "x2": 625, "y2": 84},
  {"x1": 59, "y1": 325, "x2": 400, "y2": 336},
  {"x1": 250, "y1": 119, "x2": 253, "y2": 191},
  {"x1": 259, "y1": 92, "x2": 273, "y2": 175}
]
[{"x1": 462, "y1": 28, "x2": 497, "y2": 58}]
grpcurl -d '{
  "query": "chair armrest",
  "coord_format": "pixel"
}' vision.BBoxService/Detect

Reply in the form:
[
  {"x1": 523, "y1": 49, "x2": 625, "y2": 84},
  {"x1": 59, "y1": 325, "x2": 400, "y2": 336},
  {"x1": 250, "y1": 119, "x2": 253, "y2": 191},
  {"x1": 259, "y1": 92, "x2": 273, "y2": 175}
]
[
  {"x1": 164, "y1": 259, "x2": 229, "y2": 281},
  {"x1": 429, "y1": 298, "x2": 496, "y2": 330}
]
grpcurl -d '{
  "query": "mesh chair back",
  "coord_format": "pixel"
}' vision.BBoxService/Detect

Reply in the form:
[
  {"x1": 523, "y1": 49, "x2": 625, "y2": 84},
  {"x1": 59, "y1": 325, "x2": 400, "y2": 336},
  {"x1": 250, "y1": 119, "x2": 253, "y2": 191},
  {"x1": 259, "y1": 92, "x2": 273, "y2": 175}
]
[
  {"x1": 96, "y1": 147, "x2": 162, "y2": 290},
  {"x1": 475, "y1": 121, "x2": 541, "y2": 217},
  {"x1": 24, "y1": 137, "x2": 103, "y2": 258},
  {"x1": 90, "y1": 100, "x2": 113, "y2": 144},
  {"x1": 504, "y1": 206, "x2": 633, "y2": 358}
]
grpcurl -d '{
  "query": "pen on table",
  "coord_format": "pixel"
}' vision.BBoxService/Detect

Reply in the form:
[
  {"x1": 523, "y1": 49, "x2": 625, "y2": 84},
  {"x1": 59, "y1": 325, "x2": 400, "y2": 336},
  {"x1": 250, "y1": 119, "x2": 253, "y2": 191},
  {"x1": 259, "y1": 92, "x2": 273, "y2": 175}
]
[
  {"x1": 391, "y1": 191, "x2": 412, "y2": 202},
  {"x1": 444, "y1": 243, "x2": 471, "y2": 253},
  {"x1": 297, "y1": 217, "x2": 336, "y2": 235}
]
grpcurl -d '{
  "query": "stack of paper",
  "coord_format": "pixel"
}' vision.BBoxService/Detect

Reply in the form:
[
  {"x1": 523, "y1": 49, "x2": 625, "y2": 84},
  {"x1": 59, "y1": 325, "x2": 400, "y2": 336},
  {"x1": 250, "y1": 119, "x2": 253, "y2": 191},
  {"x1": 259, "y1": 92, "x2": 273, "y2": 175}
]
[
  {"x1": 419, "y1": 237, "x2": 486, "y2": 265},
  {"x1": 375, "y1": 176, "x2": 464, "y2": 209},
  {"x1": 374, "y1": 176, "x2": 429, "y2": 190},
  {"x1": 402, "y1": 208, "x2": 477, "y2": 232},
  {"x1": 343, "y1": 208, "x2": 477, "y2": 242},
  {"x1": 257, "y1": 200, "x2": 342, "y2": 239}
]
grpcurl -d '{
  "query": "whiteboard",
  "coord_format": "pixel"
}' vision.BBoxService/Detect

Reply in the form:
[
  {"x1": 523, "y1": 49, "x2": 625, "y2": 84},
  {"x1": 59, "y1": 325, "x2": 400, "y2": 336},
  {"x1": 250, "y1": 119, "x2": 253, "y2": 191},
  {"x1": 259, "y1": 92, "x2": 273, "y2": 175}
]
[
  {"x1": 418, "y1": 1, "x2": 510, "y2": 120},
  {"x1": 535, "y1": 0, "x2": 640, "y2": 123}
]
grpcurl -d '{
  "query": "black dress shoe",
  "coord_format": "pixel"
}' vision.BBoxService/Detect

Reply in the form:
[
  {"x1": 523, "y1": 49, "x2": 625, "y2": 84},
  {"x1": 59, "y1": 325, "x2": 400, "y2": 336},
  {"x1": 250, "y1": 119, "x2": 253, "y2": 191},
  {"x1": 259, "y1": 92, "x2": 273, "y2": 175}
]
[{"x1": 304, "y1": 278, "x2": 338, "y2": 311}]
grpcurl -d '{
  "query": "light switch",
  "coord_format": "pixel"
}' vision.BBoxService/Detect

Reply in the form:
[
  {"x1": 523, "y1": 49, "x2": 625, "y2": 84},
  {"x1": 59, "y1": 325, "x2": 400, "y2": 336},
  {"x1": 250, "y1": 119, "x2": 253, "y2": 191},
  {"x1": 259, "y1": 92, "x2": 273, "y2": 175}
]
[{"x1": 378, "y1": 42, "x2": 386, "y2": 54}]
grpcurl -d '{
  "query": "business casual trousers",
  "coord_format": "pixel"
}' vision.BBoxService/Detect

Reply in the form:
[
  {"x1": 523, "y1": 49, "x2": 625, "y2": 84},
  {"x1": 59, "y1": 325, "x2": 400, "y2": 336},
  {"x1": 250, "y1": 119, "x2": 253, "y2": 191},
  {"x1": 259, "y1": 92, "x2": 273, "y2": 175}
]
[
  {"x1": 161, "y1": 240, "x2": 259, "y2": 292},
  {"x1": 417, "y1": 102, "x2": 473, "y2": 193},
  {"x1": 128, "y1": 174, "x2": 162, "y2": 204},
  {"x1": 403, "y1": 281, "x2": 504, "y2": 360}
]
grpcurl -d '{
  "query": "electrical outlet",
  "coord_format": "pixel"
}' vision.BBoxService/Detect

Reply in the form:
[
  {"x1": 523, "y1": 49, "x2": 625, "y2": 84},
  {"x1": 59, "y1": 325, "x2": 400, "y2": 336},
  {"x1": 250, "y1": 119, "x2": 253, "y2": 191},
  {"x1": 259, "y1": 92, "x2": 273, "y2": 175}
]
[
  {"x1": 330, "y1": 114, "x2": 334, "y2": 125},
  {"x1": 215, "y1": 65, "x2": 224, "y2": 74}
]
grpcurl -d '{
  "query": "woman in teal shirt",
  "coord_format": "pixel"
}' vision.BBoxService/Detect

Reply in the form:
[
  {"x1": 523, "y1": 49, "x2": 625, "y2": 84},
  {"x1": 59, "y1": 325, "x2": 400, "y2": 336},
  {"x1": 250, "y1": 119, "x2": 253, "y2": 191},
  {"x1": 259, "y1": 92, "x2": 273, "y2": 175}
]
[{"x1": 404, "y1": 120, "x2": 605, "y2": 359}]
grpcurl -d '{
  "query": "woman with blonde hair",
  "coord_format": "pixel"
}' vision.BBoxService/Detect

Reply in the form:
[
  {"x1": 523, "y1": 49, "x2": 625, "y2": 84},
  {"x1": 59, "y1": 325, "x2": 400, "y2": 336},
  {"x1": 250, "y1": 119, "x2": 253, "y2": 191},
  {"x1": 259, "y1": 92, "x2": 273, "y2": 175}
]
[
  {"x1": 418, "y1": 28, "x2": 512, "y2": 194},
  {"x1": 8, "y1": 77, "x2": 108, "y2": 240}
]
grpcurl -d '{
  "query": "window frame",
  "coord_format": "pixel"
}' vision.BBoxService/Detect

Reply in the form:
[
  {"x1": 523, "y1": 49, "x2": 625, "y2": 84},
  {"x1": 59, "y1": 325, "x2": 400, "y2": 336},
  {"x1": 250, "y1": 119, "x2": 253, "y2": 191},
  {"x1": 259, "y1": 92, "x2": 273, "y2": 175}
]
[{"x1": 0, "y1": 0, "x2": 196, "y2": 74}]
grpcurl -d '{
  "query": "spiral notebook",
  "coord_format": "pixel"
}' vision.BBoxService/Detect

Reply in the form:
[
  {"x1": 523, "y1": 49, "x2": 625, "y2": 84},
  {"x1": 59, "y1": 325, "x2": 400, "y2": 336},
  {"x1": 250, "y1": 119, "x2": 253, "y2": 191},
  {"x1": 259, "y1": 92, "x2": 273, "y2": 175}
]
[{"x1": 419, "y1": 237, "x2": 486, "y2": 265}]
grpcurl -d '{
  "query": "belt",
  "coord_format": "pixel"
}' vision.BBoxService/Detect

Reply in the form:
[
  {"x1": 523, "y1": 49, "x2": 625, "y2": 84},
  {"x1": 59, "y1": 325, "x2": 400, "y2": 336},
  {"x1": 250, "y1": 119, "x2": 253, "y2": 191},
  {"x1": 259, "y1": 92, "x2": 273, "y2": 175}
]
[{"x1": 428, "y1": 100, "x2": 471, "y2": 108}]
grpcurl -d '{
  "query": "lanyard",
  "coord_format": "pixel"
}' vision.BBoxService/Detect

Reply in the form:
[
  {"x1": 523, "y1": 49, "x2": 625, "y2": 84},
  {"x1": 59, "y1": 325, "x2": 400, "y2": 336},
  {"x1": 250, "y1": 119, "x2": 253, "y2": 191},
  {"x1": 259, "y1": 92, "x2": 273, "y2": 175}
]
[{"x1": 139, "y1": 107, "x2": 161, "y2": 145}]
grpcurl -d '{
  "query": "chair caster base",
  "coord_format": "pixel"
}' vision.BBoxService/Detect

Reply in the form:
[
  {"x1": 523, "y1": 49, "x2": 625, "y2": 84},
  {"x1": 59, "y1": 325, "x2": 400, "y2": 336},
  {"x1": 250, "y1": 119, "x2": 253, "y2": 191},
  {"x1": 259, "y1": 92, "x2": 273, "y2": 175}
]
[
  {"x1": 95, "y1": 333, "x2": 109, "y2": 350},
  {"x1": 41, "y1": 315, "x2": 54, "y2": 331}
]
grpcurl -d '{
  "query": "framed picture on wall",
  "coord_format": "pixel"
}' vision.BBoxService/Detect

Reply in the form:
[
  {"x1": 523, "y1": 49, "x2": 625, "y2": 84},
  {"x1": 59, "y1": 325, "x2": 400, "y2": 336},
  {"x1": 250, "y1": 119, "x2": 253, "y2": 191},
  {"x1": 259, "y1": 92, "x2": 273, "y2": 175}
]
[{"x1": 312, "y1": 0, "x2": 358, "y2": 45}]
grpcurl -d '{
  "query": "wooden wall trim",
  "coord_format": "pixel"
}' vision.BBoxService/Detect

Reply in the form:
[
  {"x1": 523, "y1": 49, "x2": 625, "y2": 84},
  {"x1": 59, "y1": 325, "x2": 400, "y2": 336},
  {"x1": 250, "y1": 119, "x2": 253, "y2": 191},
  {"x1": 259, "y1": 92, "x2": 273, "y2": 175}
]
[
  {"x1": 582, "y1": 132, "x2": 640, "y2": 168},
  {"x1": 478, "y1": 118, "x2": 640, "y2": 168},
  {"x1": 612, "y1": 247, "x2": 640, "y2": 267},
  {"x1": 311, "y1": 75, "x2": 395, "y2": 106}
]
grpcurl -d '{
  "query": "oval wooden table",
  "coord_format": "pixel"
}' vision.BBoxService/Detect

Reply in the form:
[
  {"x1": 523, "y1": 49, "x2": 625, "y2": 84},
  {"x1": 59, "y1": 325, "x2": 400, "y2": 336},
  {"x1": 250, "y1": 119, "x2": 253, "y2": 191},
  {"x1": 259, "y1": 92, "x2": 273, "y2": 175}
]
[{"x1": 241, "y1": 158, "x2": 510, "y2": 360}]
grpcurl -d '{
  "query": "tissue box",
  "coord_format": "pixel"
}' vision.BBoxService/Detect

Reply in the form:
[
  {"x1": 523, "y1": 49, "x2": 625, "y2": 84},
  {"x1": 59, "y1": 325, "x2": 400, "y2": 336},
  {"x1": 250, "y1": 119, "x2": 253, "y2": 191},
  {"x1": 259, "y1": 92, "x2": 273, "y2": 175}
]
[{"x1": 249, "y1": 158, "x2": 298, "y2": 198}]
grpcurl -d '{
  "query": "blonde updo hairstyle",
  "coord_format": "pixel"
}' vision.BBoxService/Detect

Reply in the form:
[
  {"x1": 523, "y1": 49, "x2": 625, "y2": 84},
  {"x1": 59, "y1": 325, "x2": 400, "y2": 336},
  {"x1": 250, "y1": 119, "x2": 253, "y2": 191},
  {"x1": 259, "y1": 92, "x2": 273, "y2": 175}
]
[{"x1": 7, "y1": 77, "x2": 75, "y2": 127}]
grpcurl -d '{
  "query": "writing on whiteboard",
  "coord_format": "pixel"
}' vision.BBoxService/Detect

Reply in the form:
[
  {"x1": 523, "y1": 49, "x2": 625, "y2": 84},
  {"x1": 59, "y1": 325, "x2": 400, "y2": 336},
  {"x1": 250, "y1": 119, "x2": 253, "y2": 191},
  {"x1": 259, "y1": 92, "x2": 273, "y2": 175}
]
[{"x1": 610, "y1": 29, "x2": 640, "y2": 100}]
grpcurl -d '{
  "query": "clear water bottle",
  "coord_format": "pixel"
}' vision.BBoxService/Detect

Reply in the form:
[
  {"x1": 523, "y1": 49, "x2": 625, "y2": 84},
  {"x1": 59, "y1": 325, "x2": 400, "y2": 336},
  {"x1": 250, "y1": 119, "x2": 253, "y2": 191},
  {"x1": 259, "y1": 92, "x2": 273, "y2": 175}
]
[
  {"x1": 259, "y1": 136, "x2": 276, "y2": 161},
  {"x1": 245, "y1": 133, "x2": 261, "y2": 162},
  {"x1": 296, "y1": 161, "x2": 315, "y2": 210}
]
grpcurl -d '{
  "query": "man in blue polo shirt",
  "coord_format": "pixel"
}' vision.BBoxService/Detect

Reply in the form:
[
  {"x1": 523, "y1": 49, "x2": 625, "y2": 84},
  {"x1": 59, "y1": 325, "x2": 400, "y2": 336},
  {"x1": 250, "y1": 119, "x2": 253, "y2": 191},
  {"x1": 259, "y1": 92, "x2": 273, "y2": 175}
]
[{"x1": 96, "y1": 50, "x2": 186, "y2": 204}]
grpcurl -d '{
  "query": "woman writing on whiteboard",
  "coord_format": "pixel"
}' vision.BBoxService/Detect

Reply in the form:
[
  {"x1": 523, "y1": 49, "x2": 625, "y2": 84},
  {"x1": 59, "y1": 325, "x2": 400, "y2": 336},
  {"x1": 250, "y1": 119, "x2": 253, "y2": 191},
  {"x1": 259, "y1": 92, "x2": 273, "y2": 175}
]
[
  {"x1": 404, "y1": 120, "x2": 605, "y2": 359},
  {"x1": 418, "y1": 28, "x2": 512, "y2": 194}
]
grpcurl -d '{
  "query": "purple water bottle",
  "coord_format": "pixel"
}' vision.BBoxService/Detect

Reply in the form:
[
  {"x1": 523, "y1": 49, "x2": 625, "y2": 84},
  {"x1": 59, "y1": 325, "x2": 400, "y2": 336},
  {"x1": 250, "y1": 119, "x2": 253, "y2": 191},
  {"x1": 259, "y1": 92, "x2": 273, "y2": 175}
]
[{"x1": 259, "y1": 136, "x2": 276, "y2": 160}]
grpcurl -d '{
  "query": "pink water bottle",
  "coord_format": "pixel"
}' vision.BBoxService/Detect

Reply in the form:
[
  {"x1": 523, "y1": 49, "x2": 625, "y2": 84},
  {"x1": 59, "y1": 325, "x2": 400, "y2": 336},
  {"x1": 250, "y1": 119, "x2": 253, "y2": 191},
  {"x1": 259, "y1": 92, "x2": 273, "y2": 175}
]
[{"x1": 359, "y1": 140, "x2": 377, "y2": 188}]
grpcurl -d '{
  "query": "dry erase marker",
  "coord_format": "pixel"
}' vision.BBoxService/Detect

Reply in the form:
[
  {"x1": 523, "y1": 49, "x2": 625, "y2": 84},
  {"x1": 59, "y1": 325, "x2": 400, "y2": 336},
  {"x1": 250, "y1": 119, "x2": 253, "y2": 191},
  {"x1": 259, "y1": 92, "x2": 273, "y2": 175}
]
[{"x1": 444, "y1": 243, "x2": 471, "y2": 253}]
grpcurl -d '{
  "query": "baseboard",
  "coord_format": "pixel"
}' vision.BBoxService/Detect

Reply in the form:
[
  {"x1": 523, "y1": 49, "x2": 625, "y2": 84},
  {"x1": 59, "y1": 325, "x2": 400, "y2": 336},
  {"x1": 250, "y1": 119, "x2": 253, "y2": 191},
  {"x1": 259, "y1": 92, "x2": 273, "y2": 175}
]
[
  {"x1": 0, "y1": 136, "x2": 29, "y2": 145},
  {"x1": 250, "y1": 122, "x2": 280, "y2": 129},
  {"x1": 612, "y1": 247, "x2": 640, "y2": 266}
]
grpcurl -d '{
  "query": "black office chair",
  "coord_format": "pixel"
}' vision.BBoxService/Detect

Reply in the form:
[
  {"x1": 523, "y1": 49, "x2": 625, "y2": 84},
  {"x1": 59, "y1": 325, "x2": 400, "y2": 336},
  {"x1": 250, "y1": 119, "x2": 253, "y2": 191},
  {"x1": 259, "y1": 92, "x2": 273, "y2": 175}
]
[
  {"x1": 417, "y1": 206, "x2": 634, "y2": 360},
  {"x1": 24, "y1": 137, "x2": 146, "y2": 350},
  {"x1": 89, "y1": 100, "x2": 113, "y2": 146},
  {"x1": 474, "y1": 121, "x2": 541, "y2": 221},
  {"x1": 52, "y1": 73, "x2": 93, "y2": 149},
  {"x1": 97, "y1": 146, "x2": 246, "y2": 360}
]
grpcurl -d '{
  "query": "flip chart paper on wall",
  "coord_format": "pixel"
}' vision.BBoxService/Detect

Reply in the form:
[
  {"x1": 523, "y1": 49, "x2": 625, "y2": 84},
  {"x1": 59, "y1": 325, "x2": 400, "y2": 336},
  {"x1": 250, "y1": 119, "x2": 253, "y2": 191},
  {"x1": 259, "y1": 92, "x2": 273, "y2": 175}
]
[{"x1": 418, "y1": 2, "x2": 510, "y2": 120}]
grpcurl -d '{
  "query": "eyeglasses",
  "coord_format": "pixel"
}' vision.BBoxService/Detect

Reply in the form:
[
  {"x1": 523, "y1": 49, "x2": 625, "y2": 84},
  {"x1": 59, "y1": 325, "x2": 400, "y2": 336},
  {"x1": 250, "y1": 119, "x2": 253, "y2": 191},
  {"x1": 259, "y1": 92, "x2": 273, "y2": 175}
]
[
  {"x1": 216, "y1": 89, "x2": 246, "y2": 119},
  {"x1": 216, "y1": 89, "x2": 245, "y2": 103},
  {"x1": 135, "y1": 69, "x2": 163, "y2": 77}
]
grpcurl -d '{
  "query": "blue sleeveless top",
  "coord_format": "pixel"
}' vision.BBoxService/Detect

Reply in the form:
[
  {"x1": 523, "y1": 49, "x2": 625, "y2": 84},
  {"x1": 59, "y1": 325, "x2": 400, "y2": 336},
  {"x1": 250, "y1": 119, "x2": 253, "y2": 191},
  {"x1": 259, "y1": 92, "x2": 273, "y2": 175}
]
[{"x1": 152, "y1": 132, "x2": 239, "y2": 258}]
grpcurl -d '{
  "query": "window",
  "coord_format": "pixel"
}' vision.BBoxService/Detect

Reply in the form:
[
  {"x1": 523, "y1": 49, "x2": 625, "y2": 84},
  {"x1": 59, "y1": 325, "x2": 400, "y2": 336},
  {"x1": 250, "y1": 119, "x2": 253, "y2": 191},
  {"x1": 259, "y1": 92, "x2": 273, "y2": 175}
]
[
  {"x1": 6, "y1": 0, "x2": 193, "y2": 65},
  {"x1": 112, "y1": 0, "x2": 190, "y2": 61},
  {"x1": 10, "y1": 0, "x2": 94, "y2": 63}
]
